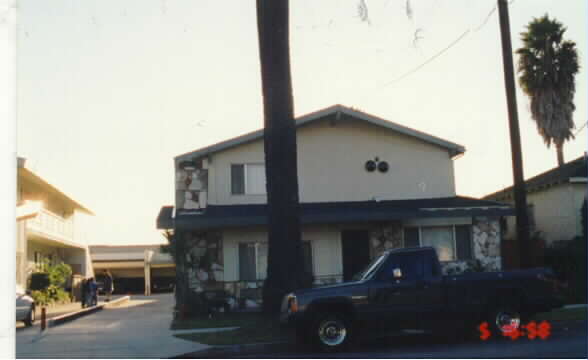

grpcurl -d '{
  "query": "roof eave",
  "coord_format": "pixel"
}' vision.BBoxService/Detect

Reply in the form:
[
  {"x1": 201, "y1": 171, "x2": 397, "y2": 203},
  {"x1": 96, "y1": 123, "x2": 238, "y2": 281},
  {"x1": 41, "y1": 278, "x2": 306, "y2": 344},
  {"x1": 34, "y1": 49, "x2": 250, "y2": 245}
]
[
  {"x1": 18, "y1": 167, "x2": 95, "y2": 215},
  {"x1": 175, "y1": 105, "x2": 466, "y2": 162}
]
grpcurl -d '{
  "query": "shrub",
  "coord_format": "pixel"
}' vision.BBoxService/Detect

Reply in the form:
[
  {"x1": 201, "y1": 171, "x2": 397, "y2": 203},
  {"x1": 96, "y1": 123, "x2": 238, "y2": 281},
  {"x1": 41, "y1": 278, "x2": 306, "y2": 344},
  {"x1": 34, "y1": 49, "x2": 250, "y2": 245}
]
[{"x1": 544, "y1": 236, "x2": 587, "y2": 304}]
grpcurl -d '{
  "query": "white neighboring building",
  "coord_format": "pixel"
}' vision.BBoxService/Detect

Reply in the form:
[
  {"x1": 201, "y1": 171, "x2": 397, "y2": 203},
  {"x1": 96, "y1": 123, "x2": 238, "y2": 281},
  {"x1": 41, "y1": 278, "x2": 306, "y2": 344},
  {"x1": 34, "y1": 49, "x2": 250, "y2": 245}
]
[
  {"x1": 16, "y1": 157, "x2": 94, "y2": 289},
  {"x1": 485, "y1": 155, "x2": 587, "y2": 246}
]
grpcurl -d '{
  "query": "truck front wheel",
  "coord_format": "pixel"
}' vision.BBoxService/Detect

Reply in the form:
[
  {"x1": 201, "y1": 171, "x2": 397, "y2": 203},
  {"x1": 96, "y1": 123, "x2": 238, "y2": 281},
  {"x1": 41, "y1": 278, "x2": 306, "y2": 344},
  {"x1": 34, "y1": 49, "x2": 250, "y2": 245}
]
[{"x1": 311, "y1": 313, "x2": 353, "y2": 351}]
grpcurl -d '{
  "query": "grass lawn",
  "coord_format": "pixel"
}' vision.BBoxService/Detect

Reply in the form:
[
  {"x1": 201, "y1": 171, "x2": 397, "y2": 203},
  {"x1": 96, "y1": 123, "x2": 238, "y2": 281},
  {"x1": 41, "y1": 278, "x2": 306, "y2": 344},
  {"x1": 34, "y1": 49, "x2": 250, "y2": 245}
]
[
  {"x1": 533, "y1": 307, "x2": 587, "y2": 322},
  {"x1": 172, "y1": 312, "x2": 292, "y2": 346}
]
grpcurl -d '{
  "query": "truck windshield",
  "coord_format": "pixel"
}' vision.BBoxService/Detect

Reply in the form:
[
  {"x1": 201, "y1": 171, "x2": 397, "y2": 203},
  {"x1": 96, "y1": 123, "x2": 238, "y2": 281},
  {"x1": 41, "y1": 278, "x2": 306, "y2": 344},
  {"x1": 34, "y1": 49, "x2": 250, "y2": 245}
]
[{"x1": 352, "y1": 252, "x2": 388, "y2": 281}]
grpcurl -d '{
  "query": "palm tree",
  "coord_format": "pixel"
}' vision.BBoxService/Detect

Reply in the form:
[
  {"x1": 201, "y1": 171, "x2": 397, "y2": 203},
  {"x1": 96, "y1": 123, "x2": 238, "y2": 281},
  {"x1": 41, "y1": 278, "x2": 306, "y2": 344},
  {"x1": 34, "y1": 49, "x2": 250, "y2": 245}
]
[{"x1": 516, "y1": 15, "x2": 580, "y2": 166}]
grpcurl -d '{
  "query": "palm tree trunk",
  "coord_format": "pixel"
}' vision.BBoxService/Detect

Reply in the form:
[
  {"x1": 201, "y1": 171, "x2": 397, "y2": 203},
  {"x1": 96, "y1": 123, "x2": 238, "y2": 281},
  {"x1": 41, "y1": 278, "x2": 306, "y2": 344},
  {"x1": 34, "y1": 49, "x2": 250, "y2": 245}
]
[
  {"x1": 256, "y1": 0, "x2": 308, "y2": 314},
  {"x1": 556, "y1": 143, "x2": 565, "y2": 166}
]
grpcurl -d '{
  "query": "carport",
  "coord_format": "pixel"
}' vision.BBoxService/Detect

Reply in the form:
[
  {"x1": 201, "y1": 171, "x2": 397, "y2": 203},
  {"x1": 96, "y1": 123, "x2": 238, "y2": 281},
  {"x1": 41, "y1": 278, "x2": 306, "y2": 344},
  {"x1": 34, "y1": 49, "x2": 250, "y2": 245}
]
[{"x1": 90, "y1": 245, "x2": 175, "y2": 295}]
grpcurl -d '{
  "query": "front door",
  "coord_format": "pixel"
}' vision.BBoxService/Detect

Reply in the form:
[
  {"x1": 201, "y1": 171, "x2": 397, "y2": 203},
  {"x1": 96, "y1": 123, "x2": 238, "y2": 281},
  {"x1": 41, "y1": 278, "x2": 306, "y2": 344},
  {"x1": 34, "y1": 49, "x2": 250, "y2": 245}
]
[{"x1": 341, "y1": 230, "x2": 371, "y2": 282}]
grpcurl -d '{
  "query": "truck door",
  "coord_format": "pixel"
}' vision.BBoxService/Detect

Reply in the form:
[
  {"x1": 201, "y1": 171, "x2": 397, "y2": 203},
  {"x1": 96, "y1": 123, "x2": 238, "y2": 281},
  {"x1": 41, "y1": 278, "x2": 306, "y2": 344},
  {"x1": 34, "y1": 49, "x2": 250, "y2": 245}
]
[
  {"x1": 368, "y1": 252, "x2": 426, "y2": 330},
  {"x1": 417, "y1": 250, "x2": 445, "y2": 330}
]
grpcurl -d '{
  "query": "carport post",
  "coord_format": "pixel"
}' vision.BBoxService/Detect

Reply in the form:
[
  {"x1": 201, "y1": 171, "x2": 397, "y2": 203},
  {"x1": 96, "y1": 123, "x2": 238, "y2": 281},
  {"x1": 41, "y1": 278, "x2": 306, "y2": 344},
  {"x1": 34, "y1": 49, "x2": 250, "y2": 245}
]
[{"x1": 144, "y1": 250, "x2": 154, "y2": 296}]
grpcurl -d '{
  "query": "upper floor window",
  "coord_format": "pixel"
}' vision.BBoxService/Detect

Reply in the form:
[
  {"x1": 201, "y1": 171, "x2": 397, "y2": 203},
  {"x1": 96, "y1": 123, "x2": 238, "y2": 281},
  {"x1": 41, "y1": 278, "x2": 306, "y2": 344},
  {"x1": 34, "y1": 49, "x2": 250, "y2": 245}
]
[{"x1": 231, "y1": 164, "x2": 266, "y2": 195}]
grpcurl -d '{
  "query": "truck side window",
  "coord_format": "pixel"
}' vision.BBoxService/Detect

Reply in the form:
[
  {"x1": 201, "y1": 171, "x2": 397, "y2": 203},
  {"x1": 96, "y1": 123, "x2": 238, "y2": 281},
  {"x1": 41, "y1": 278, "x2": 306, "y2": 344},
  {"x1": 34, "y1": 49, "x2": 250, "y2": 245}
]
[{"x1": 378, "y1": 253, "x2": 424, "y2": 281}]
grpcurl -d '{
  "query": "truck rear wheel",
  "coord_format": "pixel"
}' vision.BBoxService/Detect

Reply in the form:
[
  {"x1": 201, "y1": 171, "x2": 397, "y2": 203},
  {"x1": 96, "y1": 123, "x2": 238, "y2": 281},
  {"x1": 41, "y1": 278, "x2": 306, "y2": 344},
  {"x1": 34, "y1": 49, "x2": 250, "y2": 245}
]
[
  {"x1": 489, "y1": 306, "x2": 522, "y2": 338},
  {"x1": 311, "y1": 312, "x2": 353, "y2": 352}
]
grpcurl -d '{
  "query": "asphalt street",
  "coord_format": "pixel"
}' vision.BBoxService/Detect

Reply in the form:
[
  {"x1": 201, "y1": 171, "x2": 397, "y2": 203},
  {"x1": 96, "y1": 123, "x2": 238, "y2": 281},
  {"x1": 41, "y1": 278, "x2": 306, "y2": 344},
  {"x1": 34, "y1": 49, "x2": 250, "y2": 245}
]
[{"x1": 230, "y1": 320, "x2": 588, "y2": 359}]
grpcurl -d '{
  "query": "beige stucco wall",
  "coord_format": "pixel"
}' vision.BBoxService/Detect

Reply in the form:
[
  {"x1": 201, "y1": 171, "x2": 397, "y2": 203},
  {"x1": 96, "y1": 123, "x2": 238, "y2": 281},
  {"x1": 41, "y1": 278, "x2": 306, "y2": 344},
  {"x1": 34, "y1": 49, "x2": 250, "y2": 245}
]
[
  {"x1": 502, "y1": 182, "x2": 587, "y2": 244},
  {"x1": 203, "y1": 118, "x2": 456, "y2": 206},
  {"x1": 222, "y1": 225, "x2": 343, "y2": 283}
]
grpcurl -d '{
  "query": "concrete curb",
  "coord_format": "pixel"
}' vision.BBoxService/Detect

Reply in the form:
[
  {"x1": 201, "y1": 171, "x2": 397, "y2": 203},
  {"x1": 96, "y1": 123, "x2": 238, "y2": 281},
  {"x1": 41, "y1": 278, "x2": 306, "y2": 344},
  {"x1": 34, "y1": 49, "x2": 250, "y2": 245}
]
[
  {"x1": 47, "y1": 296, "x2": 131, "y2": 328},
  {"x1": 172, "y1": 326, "x2": 240, "y2": 335}
]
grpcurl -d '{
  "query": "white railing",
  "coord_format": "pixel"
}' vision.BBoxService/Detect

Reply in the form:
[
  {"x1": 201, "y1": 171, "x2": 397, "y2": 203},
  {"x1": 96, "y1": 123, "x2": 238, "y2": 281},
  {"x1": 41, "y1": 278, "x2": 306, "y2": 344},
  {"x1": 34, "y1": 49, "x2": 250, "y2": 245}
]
[{"x1": 27, "y1": 208, "x2": 74, "y2": 242}]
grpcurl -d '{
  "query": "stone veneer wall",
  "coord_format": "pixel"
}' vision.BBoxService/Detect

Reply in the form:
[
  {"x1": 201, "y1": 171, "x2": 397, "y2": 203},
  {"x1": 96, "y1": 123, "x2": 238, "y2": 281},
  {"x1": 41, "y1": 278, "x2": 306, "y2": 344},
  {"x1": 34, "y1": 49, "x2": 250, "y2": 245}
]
[
  {"x1": 370, "y1": 222, "x2": 404, "y2": 257},
  {"x1": 183, "y1": 231, "x2": 224, "y2": 292},
  {"x1": 471, "y1": 216, "x2": 501, "y2": 271}
]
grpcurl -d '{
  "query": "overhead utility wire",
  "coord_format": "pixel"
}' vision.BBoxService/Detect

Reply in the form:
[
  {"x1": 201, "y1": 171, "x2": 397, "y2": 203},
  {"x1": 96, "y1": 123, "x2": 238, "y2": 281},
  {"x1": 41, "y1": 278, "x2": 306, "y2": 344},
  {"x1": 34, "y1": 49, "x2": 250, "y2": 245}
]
[
  {"x1": 379, "y1": 1, "x2": 507, "y2": 89},
  {"x1": 381, "y1": 29, "x2": 470, "y2": 88},
  {"x1": 574, "y1": 121, "x2": 588, "y2": 136}
]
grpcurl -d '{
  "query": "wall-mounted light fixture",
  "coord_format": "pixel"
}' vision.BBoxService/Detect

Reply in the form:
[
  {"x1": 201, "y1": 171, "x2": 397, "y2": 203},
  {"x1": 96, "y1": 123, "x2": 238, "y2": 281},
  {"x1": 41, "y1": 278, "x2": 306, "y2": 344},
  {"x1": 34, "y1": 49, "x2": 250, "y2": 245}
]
[
  {"x1": 179, "y1": 160, "x2": 197, "y2": 171},
  {"x1": 365, "y1": 160, "x2": 376, "y2": 172},
  {"x1": 365, "y1": 157, "x2": 389, "y2": 173},
  {"x1": 377, "y1": 161, "x2": 389, "y2": 173}
]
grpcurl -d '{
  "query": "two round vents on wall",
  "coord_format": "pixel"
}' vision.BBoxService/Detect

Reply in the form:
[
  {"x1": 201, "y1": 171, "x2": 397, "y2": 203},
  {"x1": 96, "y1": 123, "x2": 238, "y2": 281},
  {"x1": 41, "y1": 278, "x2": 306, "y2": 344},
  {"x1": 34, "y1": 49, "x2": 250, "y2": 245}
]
[{"x1": 365, "y1": 157, "x2": 389, "y2": 173}]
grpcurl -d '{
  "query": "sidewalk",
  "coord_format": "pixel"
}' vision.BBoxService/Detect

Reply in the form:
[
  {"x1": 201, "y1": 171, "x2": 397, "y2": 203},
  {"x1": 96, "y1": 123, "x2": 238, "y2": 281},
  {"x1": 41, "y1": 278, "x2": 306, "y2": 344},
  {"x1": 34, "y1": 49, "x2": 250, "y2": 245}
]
[{"x1": 16, "y1": 301, "x2": 102, "y2": 330}]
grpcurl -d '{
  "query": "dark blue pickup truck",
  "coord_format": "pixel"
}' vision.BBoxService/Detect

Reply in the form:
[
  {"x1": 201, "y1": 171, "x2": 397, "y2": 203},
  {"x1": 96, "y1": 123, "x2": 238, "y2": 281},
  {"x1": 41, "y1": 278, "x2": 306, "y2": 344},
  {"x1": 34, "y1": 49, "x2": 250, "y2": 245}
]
[{"x1": 280, "y1": 246, "x2": 563, "y2": 351}]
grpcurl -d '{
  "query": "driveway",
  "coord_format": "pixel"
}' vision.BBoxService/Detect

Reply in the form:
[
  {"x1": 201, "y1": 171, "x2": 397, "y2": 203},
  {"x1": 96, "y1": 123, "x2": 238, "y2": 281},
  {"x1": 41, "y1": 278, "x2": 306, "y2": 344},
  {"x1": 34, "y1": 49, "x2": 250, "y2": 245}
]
[{"x1": 16, "y1": 293, "x2": 209, "y2": 358}]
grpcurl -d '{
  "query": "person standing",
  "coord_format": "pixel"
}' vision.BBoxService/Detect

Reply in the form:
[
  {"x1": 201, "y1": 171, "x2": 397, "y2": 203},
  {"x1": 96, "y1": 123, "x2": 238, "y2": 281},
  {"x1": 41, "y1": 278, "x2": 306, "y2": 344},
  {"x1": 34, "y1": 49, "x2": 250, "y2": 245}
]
[
  {"x1": 103, "y1": 270, "x2": 114, "y2": 302},
  {"x1": 80, "y1": 279, "x2": 87, "y2": 308},
  {"x1": 87, "y1": 278, "x2": 98, "y2": 306}
]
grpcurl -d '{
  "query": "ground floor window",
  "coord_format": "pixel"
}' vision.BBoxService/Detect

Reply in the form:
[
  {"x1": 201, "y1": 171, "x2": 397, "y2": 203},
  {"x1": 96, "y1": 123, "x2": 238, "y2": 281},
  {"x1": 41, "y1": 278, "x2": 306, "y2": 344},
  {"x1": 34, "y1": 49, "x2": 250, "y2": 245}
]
[
  {"x1": 403, "y1": 225, "x2": 472, "y2": 262},
  {"x1": 239, "y1": 241, "x2": 313, "y2": 281}
]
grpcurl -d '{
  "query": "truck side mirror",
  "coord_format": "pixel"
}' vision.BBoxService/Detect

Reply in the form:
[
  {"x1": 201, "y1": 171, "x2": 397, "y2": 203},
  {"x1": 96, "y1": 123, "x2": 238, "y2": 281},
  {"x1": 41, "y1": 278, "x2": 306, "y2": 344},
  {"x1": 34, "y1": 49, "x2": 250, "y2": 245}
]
[{"x1": 392, "y1": 268, "x2": 402, "y2": 279}]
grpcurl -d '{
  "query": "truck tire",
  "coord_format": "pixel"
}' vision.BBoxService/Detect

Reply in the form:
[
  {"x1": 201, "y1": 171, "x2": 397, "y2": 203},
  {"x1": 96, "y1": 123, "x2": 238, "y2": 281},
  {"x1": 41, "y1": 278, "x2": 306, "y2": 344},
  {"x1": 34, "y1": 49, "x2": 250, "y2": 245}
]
[
  {"x1": 488, "y1": 306, "x2": 522, "y2": 339},
  {"x1": 310, "y1": 312, "x2": 353, "y2": 352}
]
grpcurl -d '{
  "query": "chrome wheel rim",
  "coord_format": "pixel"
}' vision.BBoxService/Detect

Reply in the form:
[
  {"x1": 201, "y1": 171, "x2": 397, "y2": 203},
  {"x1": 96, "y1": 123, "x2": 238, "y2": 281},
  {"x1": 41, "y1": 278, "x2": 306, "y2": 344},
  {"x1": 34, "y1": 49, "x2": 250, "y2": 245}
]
[
  {"x1": 318, "y1": 319, "x2": 347, "y2": 346},
  {"x1": 496, "y1": 311, "x2": 521, "y2": 334}
]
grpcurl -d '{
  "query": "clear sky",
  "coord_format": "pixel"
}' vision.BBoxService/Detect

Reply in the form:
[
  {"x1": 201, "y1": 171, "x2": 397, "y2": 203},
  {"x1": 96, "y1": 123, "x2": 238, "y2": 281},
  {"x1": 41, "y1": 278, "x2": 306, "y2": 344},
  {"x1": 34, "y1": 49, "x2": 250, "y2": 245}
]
[{"x1": 16, "y1": 0, "x2": 587, "y2": 246}]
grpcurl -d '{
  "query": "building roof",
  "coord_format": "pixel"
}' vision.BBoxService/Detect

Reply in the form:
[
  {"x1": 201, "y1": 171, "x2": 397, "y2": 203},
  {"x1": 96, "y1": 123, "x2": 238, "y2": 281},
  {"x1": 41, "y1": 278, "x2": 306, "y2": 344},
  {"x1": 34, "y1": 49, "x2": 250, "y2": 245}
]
[
  {"x1": 175, "y1": 104, "x2": 466, "y2": 162},
  {"x1": 18, "y1": 159, "x2": 94, "y2": 215},
  {"x1": 484, "y1": 155, "x2": 587, "y2": 201},
  {"x1": 156, "y1": 196, "x2": 513, "y2": 231}
]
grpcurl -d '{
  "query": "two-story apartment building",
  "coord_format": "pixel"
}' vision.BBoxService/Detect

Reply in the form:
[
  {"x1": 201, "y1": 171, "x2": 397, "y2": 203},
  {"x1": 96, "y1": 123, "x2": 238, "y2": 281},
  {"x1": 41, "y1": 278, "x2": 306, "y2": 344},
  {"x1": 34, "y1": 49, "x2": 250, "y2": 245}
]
[
  {"x1": 157, "y1": 105, "x2": 514, "y2": 305},
  {"x1": 16, "y1": 157, "x2": 95, "y2": 289}
]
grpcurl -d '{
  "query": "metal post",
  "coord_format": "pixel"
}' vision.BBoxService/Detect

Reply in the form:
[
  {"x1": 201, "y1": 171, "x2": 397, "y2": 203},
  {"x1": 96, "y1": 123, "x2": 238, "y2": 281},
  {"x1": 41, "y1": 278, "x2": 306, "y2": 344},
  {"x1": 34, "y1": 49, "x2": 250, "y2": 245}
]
[
  {"x1": 497, "y1": 0, "x2": 531, "y2": 268},
  {"x1": 40, "y1": 307, "x2": 46, "y2": 331}
]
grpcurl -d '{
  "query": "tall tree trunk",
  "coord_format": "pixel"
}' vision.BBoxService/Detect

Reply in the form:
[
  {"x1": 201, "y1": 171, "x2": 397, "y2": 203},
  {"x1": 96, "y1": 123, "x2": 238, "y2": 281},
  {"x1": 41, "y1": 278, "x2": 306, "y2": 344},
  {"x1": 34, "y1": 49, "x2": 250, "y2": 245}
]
[
  {"x1": 256, "y1": 0, "x2": 308, "y2": 314},
  {"x1": 556, "y1": 143, "x2": 565, "y2": 167}
]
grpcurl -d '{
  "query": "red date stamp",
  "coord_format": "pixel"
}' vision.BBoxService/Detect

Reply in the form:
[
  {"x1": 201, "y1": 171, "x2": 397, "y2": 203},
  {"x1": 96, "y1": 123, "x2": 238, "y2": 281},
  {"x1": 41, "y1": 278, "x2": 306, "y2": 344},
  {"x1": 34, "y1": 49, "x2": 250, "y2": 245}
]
[{"x1": 478, "y1": 321, "x2": 551, "y2": 340}]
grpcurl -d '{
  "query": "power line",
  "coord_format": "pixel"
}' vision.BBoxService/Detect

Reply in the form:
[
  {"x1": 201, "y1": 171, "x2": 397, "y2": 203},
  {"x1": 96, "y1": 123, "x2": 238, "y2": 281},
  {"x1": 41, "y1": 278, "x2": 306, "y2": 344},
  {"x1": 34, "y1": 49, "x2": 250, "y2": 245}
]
[
  {"x1": 574, "y1": 121, "x2": 588, "y2": 136},
  {"x1": 381, "y1": 29, "x2": 470, "y2": 88},
  {"x1": 375, "y1": 1, "x2": 503, "y2": 90}
]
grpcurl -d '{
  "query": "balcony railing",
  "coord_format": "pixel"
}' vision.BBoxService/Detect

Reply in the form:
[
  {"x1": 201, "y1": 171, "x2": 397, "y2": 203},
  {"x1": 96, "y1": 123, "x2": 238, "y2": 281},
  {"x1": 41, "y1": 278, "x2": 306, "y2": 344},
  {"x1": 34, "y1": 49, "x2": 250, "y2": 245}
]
[{"x1": 26, "y1": 208, "x2": 74, "y2": 243}]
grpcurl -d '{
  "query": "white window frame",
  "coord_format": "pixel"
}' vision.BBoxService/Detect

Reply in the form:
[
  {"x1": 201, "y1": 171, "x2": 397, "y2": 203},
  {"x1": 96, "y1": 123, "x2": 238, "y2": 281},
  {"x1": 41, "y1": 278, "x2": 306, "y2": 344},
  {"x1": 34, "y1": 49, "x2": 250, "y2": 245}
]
[
  {"x1": 406, "y1": 225, "x2": 472, "y2": 262},
  {"x1": 240, "y1": 240, "x2": 314, "y2": 281},
  {"x1": 231, "y1": 163, "x2": 266, "y2": 195}
]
